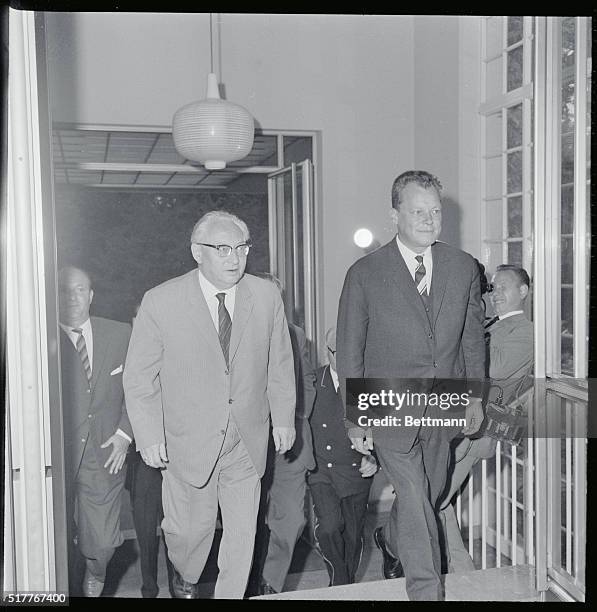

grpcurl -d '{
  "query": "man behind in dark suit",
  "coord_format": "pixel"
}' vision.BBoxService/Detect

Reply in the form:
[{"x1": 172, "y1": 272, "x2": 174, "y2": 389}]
[
  {"x1": 336, "y1": 170, "x2": 486, "y2": 600},
  {"x1": 308, "y1": 327, "x2": 377, "y2": 586},
  {"x1": 58, "y1": 267, "x2": 132, "y2": 597}
]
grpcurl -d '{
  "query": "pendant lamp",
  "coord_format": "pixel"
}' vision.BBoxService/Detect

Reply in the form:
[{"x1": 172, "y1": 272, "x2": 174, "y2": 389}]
[{"x1": 172, "y1": 14, "x2": 255, "y2": 170}]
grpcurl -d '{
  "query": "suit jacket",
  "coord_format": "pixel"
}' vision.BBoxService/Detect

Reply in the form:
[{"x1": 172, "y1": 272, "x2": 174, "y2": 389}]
[
  {"x1": 123, "y1": 270, "x2": 296, "y2": 488},
  {"x1": 285, "y1": 324, "x2": 317, "y2": 470},
  {"x1": 487, "y1": 313, "x2": 534, "y2": 404},
  {"x1": 337, "y1": 239, "x2": 486, "y2": 452},
  {"x1": 60, "y1": 316, "x2": 132, "y2": 483},
  {"x1": 308, "y1": 366, "x2": 373, "y2": 498}
]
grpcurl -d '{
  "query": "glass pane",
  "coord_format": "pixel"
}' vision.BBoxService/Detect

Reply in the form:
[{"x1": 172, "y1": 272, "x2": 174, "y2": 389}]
[
  {"x1": 507, "y1": 151, "x2": 523, "y2": 193},
  {"x1": 561, "y1": 185, "x2": 574, "y2": 235},
  {"x1": 507, "y1": 46, "x2": 524, "y2": 91},
  {"x1": 486, "y1": 111, "x2": 503, "y2": 156},
  {"x1": 283, "y1": 136, "x2": 313, "y2": 166},
  {"x1": 294, "y1": 166, "x2": 305, "y2": 328},
  {"x1": 561, "y1": 287, "x2": 574, "y2": 375},
  {"x1": 485, "y1": 200, "x2": 504, "y2": 240},
  {"x1": 486, "y1": 56, "x2": 503, "y2": 98},
  {"x1": 507, "y1": 241, "x2": 523, "y2": 266},
  {"x1": 561, "y1": 236, "x2": 574, "y2": 285},
  {"x1": 562, "y1": 18, "x2": 576, "y2": 69},
  {"x1": 507, "y1": 103, "x2": 523, "y2": 149},
  {"x1": 507, "y1": 16, "x2": 524, "y2": 46},
  {"x1": 507, "y1": 196, "x2": 523, "y2": 237},
  {"x1": 482, "y1": 242, "x2": 505, "y2": 276},
  {"x1": 486, "y1": 16, "x2": 504, "y2": 58}
]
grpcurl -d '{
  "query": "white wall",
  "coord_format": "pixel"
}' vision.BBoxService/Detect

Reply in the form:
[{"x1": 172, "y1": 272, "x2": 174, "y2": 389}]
[{"x1": 45, "y1": 13, "x2": 416, "y2": 341}]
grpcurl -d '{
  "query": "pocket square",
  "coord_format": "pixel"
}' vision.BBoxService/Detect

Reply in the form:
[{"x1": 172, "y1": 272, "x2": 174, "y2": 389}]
[{"x1": 110, "y1": 365, "x2": 124, "y2": 376}]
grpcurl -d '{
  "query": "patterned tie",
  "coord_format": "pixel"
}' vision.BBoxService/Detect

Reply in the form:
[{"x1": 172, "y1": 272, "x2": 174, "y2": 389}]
[
  {"x1": 216, "y1": 293, "x2": 232, "y2": 366},
  {"x1": 415, "y1": 255, "x2": 428, "y2": 300},
  {"x1": 72, "y1": 327, "x2": 92, "y2": 383}
]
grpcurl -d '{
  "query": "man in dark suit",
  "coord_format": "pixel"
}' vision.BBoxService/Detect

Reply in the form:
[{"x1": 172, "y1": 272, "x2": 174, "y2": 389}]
[
  {"x1": 308, "y1": 327, "x2": 377, "y2": 586},
  {"x1": 336, "y1": 170, "x2": 486, "y2": 600},
  {"x1": 58, "y1": 266, "x2": 132, "y2": 597},
  {"x1": 123, "y1": 211, "x2": 296, "y2": 599},
  {"x1": 257, "y1": 275, "x2": 317, "y2": 595},
  {"x1": 439, "y1": 264, "x2": 534, "y2": 571}
]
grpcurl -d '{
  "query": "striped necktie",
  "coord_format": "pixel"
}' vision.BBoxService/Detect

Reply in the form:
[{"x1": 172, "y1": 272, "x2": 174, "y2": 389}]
[
  {"x1": 415, "y1": 255, "x2": 428, "y2": 300},
  {"x1": 72, "y1": 327, "x2": 92, "y2": 383},
  {"x1": 216, "y1": 293, "x2": 232, "y2": 366}
]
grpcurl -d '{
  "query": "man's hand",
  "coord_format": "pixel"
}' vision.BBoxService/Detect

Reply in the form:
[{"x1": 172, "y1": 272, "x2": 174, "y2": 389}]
[
  {"x1": 101, "y1": 433, "x2": 130, "y2": 474},
  {"x1": 140, "y1": 442, "x2": 168, "y2": 469},
  {"x1": 273, "y1": 426, "x2": 296, "y2": 454},
  {"x1": 348, "y1": 427, "x2": 373, "y2": 455},
  {"x1": 461, "y1": 398, "x2": 484, "y2": 436},
  {"x1": 359, "y1": 454, "x2": 378, "y2": 478}
]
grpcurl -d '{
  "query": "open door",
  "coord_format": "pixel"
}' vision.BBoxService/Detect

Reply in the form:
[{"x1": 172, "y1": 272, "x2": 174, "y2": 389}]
[{"x1": 267, "y1": 160, "x2": 317, "y2": 353}]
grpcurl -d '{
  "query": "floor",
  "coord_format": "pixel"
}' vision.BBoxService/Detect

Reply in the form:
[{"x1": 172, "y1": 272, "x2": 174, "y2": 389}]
[{"x1": 96, "y1": 505, "x2": 540, "y2": 601}]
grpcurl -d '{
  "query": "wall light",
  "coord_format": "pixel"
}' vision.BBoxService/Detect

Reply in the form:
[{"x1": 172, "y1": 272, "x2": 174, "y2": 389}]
[{"x1": 353, "y1": 228, "x2": 374, "y2": 248}]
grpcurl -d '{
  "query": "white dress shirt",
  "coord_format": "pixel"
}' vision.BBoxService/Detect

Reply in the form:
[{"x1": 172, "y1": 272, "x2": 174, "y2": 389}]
[
  {"x1": 329, "y1": 365, "x2": 339, "y2": 392},
  {"x1": 395, "y1": 236, "x2": 433, "y2": 291},
  {"x1": 498, "y1": 309, "x2": 524, "y2": 321},
  {"x1": 197, "y1": 269, "x2": 237, "y2": 328}
]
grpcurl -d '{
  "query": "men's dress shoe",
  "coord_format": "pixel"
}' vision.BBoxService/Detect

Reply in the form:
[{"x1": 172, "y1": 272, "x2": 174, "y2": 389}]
[
  {"x1": 172, "y1": 568, "x2": 198, "y2": 599},
  {"x1": 374, "y1": 527, "x2": 405, "y2": 579},
  {"x1": 259, "y1": 581, "x2": 278, "y2": 595},
  {"x1": 82, "y1": 569, "x2": 104, "y2": 597}
]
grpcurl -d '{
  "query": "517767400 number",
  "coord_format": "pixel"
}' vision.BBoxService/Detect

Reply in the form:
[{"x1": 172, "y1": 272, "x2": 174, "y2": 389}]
[{"x1": 2, "y1": 592, "x2": 68, "y2": 606}]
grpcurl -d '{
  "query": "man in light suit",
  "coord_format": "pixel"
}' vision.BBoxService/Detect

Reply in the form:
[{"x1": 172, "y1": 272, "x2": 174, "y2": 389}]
[
  {"x1": 123, "y1": 210, "x2": 296, "y2": 599},
  {"x1": 256, "y1": 274, "x2": 317, "y2": 595},
  {"x1": 58, "y1": 266, "x2": 132, "y2": 597},
  {"x1": 336, "y1": 170, "x2": 486, "y2": 600},
  {"x1": 439, "y1": 264, "x2": 534, "y2": 572}
]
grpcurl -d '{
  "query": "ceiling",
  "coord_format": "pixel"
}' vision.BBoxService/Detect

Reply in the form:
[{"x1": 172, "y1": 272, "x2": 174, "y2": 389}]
[{"x1": 52, "y1": 126, "x2": 283, "y2": 190}]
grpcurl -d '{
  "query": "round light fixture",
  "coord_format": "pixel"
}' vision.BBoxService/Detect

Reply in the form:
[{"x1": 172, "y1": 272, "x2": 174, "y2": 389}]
[{"x1": 353, "y1": 228, "x2": 374, "y2": 248}]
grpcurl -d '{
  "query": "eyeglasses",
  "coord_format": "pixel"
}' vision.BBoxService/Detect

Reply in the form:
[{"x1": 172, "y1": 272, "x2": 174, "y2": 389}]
[{"x1": 195, "y1": 241, "x2": 252, "y2": 257}]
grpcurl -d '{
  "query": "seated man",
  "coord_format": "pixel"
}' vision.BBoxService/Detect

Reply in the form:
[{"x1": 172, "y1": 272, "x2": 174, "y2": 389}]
[
  {"x1": 439, "y1": 264, "x2": 534, "y2": 572},
  {"x1": 308, "y1": 327, "x2": 378, "y2": 585}
]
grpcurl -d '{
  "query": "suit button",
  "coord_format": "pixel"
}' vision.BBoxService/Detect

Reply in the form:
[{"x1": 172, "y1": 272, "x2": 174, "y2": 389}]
[
  {"x1": 327, "y1": 463, "x2": 332, "y2": 468},
  {"x1": 326, "y1": 445, "x2": 331, "y2": 450},
  {"x1": 428, "y1": 332, "x2": 433, "y2": 338},
  {"x1": 228, "y1": 399, "x2": 233, "y2": 404},
  {"x1": 81, "y1": 438, "x2": 86, "y2": 443},
  {"x1": 322, "y1": 423, "x2": 327, "y2": 428}
]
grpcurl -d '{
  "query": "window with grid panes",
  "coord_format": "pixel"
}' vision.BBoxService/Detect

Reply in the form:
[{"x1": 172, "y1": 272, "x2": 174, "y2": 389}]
[{"x1": 480, "y1": 16, "x2": 534, "y2": 282}]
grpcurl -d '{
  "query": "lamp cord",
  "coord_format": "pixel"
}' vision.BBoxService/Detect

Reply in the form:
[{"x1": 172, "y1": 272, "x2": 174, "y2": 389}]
[{"x1": 209, "y1": 13, "x2": 214, "y2": 74}]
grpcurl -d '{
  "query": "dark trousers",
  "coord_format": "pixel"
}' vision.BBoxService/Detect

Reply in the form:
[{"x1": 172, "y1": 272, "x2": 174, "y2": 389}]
[
  {"x1": 376, "y1": 426, "x2": 451, "y2": 601},
  {"x1": 309, "y1": 483, "x2": 369, "y2": 586},
  {"x1": 128, "y1": 453, "x2": 165, "y2": 598}
]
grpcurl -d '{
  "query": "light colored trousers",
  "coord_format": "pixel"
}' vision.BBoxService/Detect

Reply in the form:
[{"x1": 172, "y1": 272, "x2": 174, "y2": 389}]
[{"x1": 161, "y1": 419, "x2": 261, "y2": 599}]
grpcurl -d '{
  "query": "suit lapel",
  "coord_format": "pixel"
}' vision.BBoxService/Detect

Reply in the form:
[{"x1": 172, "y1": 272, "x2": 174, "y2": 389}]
[
  {"x1": 387, "y1": 240, "x2": 430, "y2": 329},
  {"x1": 185, "y1": 270, "x2": 224, "y2": 360},
  {"x1": 229, "y1": 277, "x2": 254, "y2": 365},
  {"x1": 430, "y1": 242, "x2": 448, "y2": 328}
]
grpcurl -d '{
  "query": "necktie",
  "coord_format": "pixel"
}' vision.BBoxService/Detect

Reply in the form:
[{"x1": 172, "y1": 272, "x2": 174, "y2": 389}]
[
  {"x1": 216, "y1": 293, "x2": 232, "y2": 366},
  {"x1": 415, "y1": 255, "x2": 428, "y2": 300},
  {"x1": 73, "y1": 327, "x2": 92, "y2": 383}
]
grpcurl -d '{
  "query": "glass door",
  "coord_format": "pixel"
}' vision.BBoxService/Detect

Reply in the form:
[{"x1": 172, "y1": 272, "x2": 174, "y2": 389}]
[{"x1": 268, "y1": 160, "x2": 317, "y2": 356}]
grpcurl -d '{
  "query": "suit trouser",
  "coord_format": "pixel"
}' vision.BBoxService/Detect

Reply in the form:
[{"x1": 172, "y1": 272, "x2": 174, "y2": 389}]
[
  {"x1": 310, "y1": 482, "x2": 369, "y2": 586},
  {"x1": 129, "y1": 453, "x2": 166, "y2": 597},
  {"x1": 161, "y1": 420, "x2": 261, "y2": 599},
  {"x1": 377, "y1": 426, "x2": 451, "y2": 601},
  {"x1": 261, "y1": 453, "x2": 308, "y2": 592},
  {"x1": 67, "y1": 441, "x2": 125, "y2": 592}
]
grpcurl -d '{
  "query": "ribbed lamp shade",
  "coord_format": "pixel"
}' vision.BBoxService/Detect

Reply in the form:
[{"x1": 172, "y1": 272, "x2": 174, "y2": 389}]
[{"x1": 172, "y1": 73, "x2": 255, "y2": 170}]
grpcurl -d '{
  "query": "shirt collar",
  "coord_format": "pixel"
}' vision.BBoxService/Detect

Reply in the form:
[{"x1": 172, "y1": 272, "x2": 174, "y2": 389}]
[
  {"x1": 328, "y1": 365, "x2": 339, "y2": 392},
  {"x1": 395, "y1": 235, "x2": 432, "y2": 263},
  {"x1": 498, "y1": 310, "x2": 524, "y2": 321},
  {"x1": 59, "y1": 317, "x2": 91, "y2": 334},
  {"x1": 197, "y1": 269, "x2": 237, "y2": 298}
]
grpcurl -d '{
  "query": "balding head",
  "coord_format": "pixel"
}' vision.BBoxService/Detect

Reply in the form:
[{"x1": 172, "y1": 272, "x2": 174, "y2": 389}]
[{"x1": 58, "y1": 266, "x2": 93, "y2": 327}]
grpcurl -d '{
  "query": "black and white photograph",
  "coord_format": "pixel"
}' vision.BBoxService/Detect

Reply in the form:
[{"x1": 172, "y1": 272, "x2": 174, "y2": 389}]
[{"x1": 2, "y1": 10, "x2": 593, "y2": 603}]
